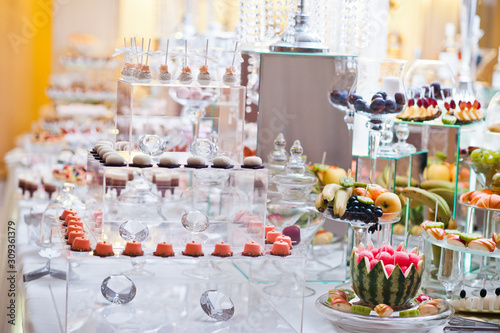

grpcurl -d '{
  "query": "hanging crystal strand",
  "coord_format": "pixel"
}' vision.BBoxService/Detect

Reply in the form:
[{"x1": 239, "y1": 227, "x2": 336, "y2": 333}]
[{"x1": 341, "y1": 0, "x2": 356, "y2": 54}]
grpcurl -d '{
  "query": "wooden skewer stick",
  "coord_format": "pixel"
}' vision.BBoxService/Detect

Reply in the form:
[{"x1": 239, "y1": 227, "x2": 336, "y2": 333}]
[
  {"x1": 145, "y1": 38, "x2": 151, "y2": 66},
  {"x1": 164, "y1": 39, "x2": 169, "y2": 66},
  {"x1": 205, "y1": 39, "x2": 209, "y2": 67}
]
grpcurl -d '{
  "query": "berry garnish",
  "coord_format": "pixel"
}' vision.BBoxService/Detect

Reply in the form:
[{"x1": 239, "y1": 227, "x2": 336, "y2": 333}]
[
  {"x1": 450, "y1": 100, "x2": 456, "y2": 109},
  {"x1": 460, "y1": 290, "x2": 466, "y2": 298},
  {"x1": 408, "y1": 99, "x2": 415, "y2": 107},
  {"x1": 417, "y1": 99, "x2": 423, "y2": 107},
  {"x1": 496, "y1": 288, "x2": 500, "y2": 296},
  {"x1": 444, "y1": 102, "x2": 450, "y2": 110},
  {"x1": 473, "y1": 100, "x2": 481, "y2": 109},
  {"x1": 480, "y1": 288, "x2": 487, "y2": 298}
]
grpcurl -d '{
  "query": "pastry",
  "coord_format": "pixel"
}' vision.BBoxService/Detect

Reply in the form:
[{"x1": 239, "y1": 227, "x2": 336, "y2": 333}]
[
  {"x1": 241, "y1": 241, "x2": 263, "y2": 257},
  {"x1": 122, "y1": 241, "x2": 144, "y2": 257},
  {"x1": 153, "y1": 242, "x2": 175, "y2": 257},
  {"x1": 93, "y1": 241, "x2": 114, "y2": 257},
  {"x1": 270, "y1": 240, "x2": 291, "y2": 256},
  {"x1": 182, "y1": 241, "x2": 204, "y2": 257},
  {"x1": 71, "y1": 237, "x2": 91, "y2": 252},
  {"x1": 211, "y1": 242, "x2": 233, "y2": 257}
]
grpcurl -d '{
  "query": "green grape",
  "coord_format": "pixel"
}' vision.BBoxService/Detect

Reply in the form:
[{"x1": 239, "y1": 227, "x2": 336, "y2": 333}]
[
  {"x1": 470, "y1": 149, "x2": 482, "y2": 161},
  {"x1": 493, "y1": 151, "x2": 500, "y2": 159},
  {"x1": 481, "y1": 157, "x2": 489, "y2": 164},
  {"x1": 483, "y1": 151, "x2": 491, "y2": 158},
  {"x1": 486, "y1": 155, "x2": 496, "y2": 164}
]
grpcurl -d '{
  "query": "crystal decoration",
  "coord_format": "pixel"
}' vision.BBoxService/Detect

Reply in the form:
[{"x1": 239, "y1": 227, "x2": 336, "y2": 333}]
[
  {"x1": 119, "y1": 220, "x2": 150, "y2": 242},
  {"x1": 139, "y1": 135, "x2": 167, "y2": 157},
  {"x1": 181, "y1": 210, "x2": 209, "y2": 232},
  {"x1": 101, "y1": 274, "x2": 136, "y2": 304},
  {"x1": 267, "y1": 133, "x2": 287, "y2": 165},
  {"x1": 200, "y1": 290, "x2": 235, "y2": 321},
  {"x1": 189, "y1": 139, "x2": 218, "y2": 162}
]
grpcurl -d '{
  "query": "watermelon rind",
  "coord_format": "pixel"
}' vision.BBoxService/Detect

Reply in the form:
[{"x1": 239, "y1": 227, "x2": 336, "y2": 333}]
[{"x1": 350, "y1": 252, "x2": 424, "y2": 308}]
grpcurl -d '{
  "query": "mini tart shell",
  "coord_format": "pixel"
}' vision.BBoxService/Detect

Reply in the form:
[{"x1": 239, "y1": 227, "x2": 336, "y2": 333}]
[
  {"x1": 211, "y1": 252, "x2": 233, "y2": 258},
  {"x1": 71, "y1": 246, "x2": 91, "y2": 252},
  {"x1": 122, "y1": 251, "x2": 144, "y2": 257},
  {"x1": 182, "y1": 251, "x2": 204, "y2": 257},
  {"x1": 93, "y1": 250, "x2": 114, "y2": 257},
  {"x1": 241, "y1": 251, "x2": 263, "y2": 257},
  {"x1": 270, "y1": 251, "x2": 291, "y2": 257},
  {"x1": 153, "y1": 251, "x2": 175, "y2": 258}
]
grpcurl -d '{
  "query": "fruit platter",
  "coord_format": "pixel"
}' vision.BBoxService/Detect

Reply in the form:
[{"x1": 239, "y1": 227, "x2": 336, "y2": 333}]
[
  {"x1": 315, "y1": 176, "x2": 402, "y2": 232},
  {"x1": 420, "y1": 221, "x2": 500, "y2": 258},
  {"x1": 397, "y1": 96, "x2": 442, "y2": 122},
  {"x1": 315, "y1": 243, "x2": 453, "y2": 332}
]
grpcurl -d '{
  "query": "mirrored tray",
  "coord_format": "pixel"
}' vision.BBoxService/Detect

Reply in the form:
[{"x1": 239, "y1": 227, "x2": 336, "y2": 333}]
[
  {"x1": 315, "y1": 293, "x2": 454, "y2": 333},
  {"x1": 322, "y1": 208, "x2": 402, "y2": 228},
  {"x1": 421, "y1": 231, "x2": 500, "y2": 258}
]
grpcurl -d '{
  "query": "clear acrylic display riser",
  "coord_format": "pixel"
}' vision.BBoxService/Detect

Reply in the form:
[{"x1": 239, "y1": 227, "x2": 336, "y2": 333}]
[
  {"x1": 66, "y1": 253, "x2": 306, "y2": 333},
  {"x1": 92, "y1": 164, "x2": 268, "y2": 253},
  {"x1": 116, "y1": 80, "x2": 246, "y2": 163}
]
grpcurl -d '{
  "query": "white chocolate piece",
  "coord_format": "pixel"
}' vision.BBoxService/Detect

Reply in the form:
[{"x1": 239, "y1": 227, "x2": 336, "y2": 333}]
[
  {"x1": 115, "y1": 141, "x2": 129, "y2": 150},
  {"x1": 187, "y1": 156, "x2": 206, "y2": 166},
  {"x1": 243, "y1": 156, "x2": 262, "y2": 167},
  {"x1": 98, "y1": 147, "x2": 114, "y2": 157},
  {"x1": 212, "y1": 156, "x2": 232, "y2": 168},
  {"x1": 159, "y1": 155, "x2": 179, "y2": 167},
  {"x1": 95, "y1": 141, "x2": 113, "y2": 148},
  {"x1": 106, "y1": 154, "x2": 126, "y2": 166},
  {"x1": 102, "y1": 151, "x2": 117, "y2": 161},
  {"x1": 133, "y1": 154, "x2": 152, "y2": 166}
]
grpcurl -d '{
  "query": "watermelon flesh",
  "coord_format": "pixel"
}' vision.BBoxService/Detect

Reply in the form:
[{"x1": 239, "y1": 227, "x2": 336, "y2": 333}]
[{"x1": 350, "y1": 246, "x2": 424, "y2": 309}]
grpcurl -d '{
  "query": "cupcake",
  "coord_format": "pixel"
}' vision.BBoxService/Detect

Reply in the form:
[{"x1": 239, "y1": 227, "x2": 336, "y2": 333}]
[
  {"x1": 242, "y1": 241, "x2": 263, "y2": 257},
  {"x1": 211, "y1": 242, "x2": 233, "y2": 257},
  {"x1": 182, "y1": 241, "x2": 204, "y2": 257},
  {"x1": 71, "y1": 237, "x2": 91, "y2": 252},
  {"x1": 93, "y1": 241, "x2": 114, "y2": 257},
  {"x1": 270, "y1": 240, "x2": 291, "y2": 257},
  {"x1": 153, "y1": 242, "x2": 175, "y2": 257},
  {"x1": 122, "y1": 241, "x2": 144, "y2": 257}
]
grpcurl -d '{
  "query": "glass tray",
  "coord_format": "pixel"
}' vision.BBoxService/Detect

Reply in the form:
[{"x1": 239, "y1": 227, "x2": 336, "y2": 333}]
[
  {"x1": 458, "y1": 200, "x2": 500, "y2": 213},
  {"x1": 322, "y1": 208, "x2": 402, "y2": 228},
  {"x1": 421, "y1": 232, "x2": 500, "y2": 259},
  {"x1": 315, "y1": 293, "x2": 454, "y2": 333}
]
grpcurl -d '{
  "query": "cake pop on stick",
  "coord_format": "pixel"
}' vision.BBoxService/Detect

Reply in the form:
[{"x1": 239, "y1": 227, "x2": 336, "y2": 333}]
[
  {"x1": 158, "y1": 39, "x2": 172, "y2": 84},
  {"x1": 223, "y1": 41, "x2": 239, "y2": 86},
  {"x1": 119, "y1": 38, "x2": 134, "y2": 80},
  {"x1": 197, "y1": 39, "x2": 212, "y2": 85},
  {"x1": 178, "y1": 40, "x2": 193, "y2": 84},
  {"x1": 138, "y1": 38, "x2": 153, "y2": 83},
  {"x1": 132, "y1": 37, "x2": 141, "y2": 80}
]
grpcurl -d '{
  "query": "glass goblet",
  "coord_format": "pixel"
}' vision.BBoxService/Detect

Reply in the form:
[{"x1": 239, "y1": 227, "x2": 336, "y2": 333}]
[
  {"x1": 437, "y1": 248, "x2": 464, "y2": 300},
  {"x1": 327, "y1": 56, "x2": 357, "y2": 143},
  {"x1": 348, "y1": 58, "x2": 407, "y2": 183}
]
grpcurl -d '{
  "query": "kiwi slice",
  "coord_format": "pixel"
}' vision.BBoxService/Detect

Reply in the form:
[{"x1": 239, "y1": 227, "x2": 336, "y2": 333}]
[
  {"x1": 351, "y1": 305, "x2": 371, "y2": 316},
  {"x1": 445, "y1": 229, "x2": 461, "y2": 235},
  {"x1": 357, "y1": 196, "x2": 374, "y2": 205},
  {"x1": 340, "y1": 288, "x2": 356, "y2": 302},
  {"x1": 459, "y1": 233, "x2": 482, "y2": 242},
  {"x1": 339, "y1": 176, "x2": 355, "y2": 188},
  {"x1": 399, "y1": 309, "x2": 420, "y2": 317},
  {"x1": 424, "y1": 222, "x2": 444, "y2": 229}
]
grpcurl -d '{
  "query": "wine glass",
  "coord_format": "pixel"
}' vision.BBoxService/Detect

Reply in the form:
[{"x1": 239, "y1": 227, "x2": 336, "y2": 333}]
[
  {"x1": 348, "y1": 58, "x2": 407, "y2": 184},
  {"x1": 328, "y1": 56, "x2": 357, "y2": 144},
  {"x1": 437, "y1": 248, "x2": 464, "y2": 300}
]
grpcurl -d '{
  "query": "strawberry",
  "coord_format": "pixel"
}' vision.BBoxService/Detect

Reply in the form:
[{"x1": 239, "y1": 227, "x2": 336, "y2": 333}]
[{"x1": 450, "y1": 100, "x2": 456, "y2": 109}]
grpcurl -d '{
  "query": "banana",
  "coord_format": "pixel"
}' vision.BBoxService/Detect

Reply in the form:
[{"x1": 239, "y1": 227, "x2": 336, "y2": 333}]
[
  {"x1": 395, "y1": 175, "x2": 419, "y2": 187},
  {"x1": 428, "y1": 188, "x2": 455, "y2": 208},
  {"x1": 401, "y1": 187, "x2": 451, "y2": 226},
  {"x1": 429, "y1": 191, "x2": 452, "y2": 221},
  {"x1": 315, "y1": 193, "x2": 327, "y2": 213},
  {"x1": 322, "y1": 183, "x2": 341, "y2": 203},
  {"x1": 420, "y1": 180, "x2": 455, "y2": 191},
  {"x1": 333, "y1": 187, "x2": 353, "y2": 218}
]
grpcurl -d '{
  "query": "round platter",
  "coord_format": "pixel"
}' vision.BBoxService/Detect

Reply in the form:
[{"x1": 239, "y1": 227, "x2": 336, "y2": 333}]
[
  {"x1": 322, "y1": 208, "x2": 402, "y2": 228},
  {"x1": 458, "y1": 200, "x2": 500, "y2": 213},
  {"x1": 421, "y1": 231, "x2": 500, "y2": 258},
  {"x1": 315, "y1": 293, "x2": 454, "y2": 333}
]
